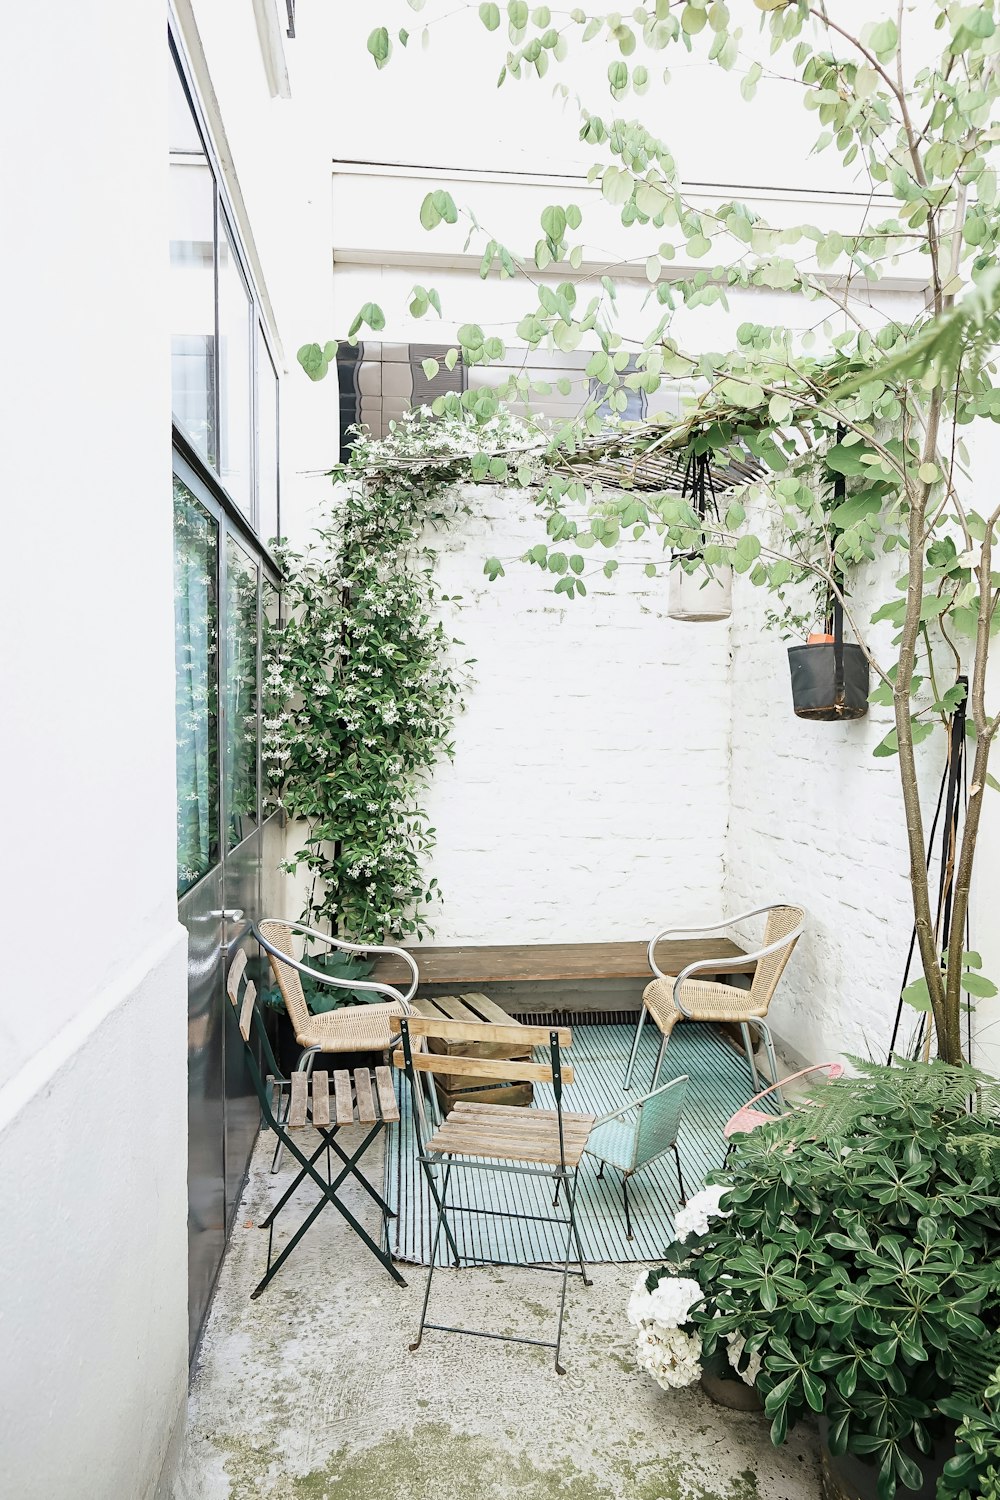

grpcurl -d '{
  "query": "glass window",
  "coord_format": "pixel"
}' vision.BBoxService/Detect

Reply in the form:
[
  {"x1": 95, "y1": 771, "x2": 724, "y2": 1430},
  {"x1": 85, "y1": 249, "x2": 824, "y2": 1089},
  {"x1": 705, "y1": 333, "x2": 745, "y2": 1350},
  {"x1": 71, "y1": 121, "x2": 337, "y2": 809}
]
[
  {"x1": 223, "y1": 537, "x2": 260, "y2": 850},
  {"x1": 217, "y1": 217, "x2": 253, "y2": 517},
  {"x1": 257, "y1": 325, "x2": 279, "y2": 545},
  {"x1": 169, "y1": 60, "x2": 216, "y2": 465},
  {"x1": 174, "y1": 477, "x2": 220, "y2": 894}
]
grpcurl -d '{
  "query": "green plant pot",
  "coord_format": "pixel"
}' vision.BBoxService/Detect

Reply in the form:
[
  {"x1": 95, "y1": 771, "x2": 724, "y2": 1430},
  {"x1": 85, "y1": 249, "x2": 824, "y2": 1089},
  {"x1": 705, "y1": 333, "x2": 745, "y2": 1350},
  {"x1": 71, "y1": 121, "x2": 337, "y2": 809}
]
[{"x1": 818, "y1": 1418, "x2": 954, "y2": 1500}]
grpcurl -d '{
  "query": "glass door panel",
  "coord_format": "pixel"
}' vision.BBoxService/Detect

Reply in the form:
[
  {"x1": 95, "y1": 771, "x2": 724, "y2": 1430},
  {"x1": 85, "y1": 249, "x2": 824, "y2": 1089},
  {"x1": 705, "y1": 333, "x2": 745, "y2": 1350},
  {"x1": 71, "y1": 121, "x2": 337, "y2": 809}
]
[
  {"x1": 174, "y1": 449, "x2": 283, "y2": 1354},
  {"x1": 223, "y1": 536, "x2": 260, "y2": 851},
  {"x1": 174, "y1": 478, "x2": 219, "y2": 895},
  {"x1": 257, "y1": 327, "x2": 279, "y2": 546}
]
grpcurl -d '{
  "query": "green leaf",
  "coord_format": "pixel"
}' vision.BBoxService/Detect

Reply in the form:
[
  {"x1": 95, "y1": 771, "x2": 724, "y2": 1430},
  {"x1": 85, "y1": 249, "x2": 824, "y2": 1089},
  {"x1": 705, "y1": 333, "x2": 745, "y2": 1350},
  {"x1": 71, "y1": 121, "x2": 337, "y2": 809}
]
[
  {"x1": 483, "y1": 557, "x2": 506, "y2": 581},
  {"x1": 421, "y1": 358, "x2": 439, "y2": 380},
  {"x1": 607, "y1": 61, "x2": 629, "y2": 95},
  {"x1": 419, "y1": 193, "x2": 441, "y2": 231},
  {"x1": 961, "y1": 972, "x2": 999, "y2": 998},
  {"x1": 479, "y1": 1, "x2": 501, "y2": 29},
  {"x1": 733, "y1": 535, "x2": 761, "y2": 573},
  {"x1": 297, "y1": 342, "x2": 334, "y2": 381},
  {"x1": 541, "y1": 204, "x2": 567, "y2": 242},
  {"x1": 367, "y1": 27, "x2": 391, "y2": 68},
  {"x1": 901, "y1": 976, "x2": 931, "y2": 1012},
  {"x1": 740, "y1": 61, "x2": 762, "y2": 102}
]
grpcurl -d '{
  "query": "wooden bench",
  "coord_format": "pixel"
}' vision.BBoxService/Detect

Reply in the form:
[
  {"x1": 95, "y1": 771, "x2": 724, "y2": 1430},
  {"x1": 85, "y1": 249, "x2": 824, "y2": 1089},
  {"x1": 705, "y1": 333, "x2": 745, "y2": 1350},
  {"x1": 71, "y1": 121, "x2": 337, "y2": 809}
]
[
  {"x1": 411, "y1": 993, "x2": 535, "y2": 1112},
  {"x1": 372, "y1": 939, "x2": 754, "y2": 1013}
]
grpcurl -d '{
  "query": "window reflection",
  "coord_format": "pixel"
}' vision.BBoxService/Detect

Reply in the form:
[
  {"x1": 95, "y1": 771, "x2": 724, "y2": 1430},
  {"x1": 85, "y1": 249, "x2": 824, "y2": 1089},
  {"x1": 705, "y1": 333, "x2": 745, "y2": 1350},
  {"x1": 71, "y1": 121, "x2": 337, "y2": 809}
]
[
  {"x1": 174, "y1": 478, "x2": 220, "y2": 894},
  {"x1": 218, "y1": 218, "x2": 253, "y2": 517},
  {"x1": 224, "y1": 538, "x2": 259, "y2": 850},
  {"x1": 169, "y1": 60, "x2": 216, "y2": 465}
]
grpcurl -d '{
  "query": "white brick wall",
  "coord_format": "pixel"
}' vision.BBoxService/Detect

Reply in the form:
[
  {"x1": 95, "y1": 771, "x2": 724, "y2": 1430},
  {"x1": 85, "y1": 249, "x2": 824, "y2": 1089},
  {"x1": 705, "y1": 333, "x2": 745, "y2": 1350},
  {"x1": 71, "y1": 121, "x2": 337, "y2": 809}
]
[
  {"x1": 420, "y1": 482, "x2": 954, "y2": 1066},
  {"x1": 724, "y1": 556, "x2": 944, "y2": 1066},
  {"x1": 423, "y1": 484, "x2": 732, "y2": 944}
]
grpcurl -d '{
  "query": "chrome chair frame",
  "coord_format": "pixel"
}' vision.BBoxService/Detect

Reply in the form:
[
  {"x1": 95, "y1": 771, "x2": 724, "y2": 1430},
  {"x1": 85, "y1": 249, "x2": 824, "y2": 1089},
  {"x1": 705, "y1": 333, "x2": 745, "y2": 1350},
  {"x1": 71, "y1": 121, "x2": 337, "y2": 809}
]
[
  {"x1": 623, "y1": 904, "x2": 804, "y2": 1103},
  {"x1": 252, "y1": 919, "x2": 426, "y2": 1170}
]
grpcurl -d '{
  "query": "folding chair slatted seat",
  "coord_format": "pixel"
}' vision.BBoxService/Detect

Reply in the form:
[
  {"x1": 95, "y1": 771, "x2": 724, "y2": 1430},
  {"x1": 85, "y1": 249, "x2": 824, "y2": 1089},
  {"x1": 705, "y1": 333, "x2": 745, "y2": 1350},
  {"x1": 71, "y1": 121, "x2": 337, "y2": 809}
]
[
  {"x1": 225, "y1": 947, "x2": 407, "y2": 1299},
  {"x1": 284, "y1": 1067, "x2": 401, "y2": 1131},
  {"x1": 392, "y1": 1013, "x2": 595, "y2": 1374}
]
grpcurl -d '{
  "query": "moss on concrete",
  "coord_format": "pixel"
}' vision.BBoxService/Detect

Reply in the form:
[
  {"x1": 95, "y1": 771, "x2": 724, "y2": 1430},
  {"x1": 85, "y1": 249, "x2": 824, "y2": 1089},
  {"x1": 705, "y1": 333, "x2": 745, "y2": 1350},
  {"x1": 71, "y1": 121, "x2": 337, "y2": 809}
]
[{"x1": 210, "y1": 1423, "x2": 764, "y2": 1500}]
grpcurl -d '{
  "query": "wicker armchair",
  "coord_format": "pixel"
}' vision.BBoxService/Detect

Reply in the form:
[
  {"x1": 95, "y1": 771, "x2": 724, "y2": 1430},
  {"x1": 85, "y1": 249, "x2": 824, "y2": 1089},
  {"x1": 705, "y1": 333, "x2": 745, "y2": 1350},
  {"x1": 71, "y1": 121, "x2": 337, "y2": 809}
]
[{"x1": 623, "y1": 904, "x2": 804, "y2": 1104}]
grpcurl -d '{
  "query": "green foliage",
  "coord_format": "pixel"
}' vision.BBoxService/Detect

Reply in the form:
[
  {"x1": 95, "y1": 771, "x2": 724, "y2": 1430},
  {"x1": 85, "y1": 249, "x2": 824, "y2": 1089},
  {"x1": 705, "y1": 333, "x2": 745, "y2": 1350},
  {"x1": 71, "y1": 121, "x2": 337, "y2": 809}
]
[
  {"x1": 297, "y1": 341, "x2": 338, "y2": 382},
  {"x1": 331, "y1": 0, "x2": 1000, "y2": 1060},
  {"x1": 661, "y1": 1061, "x2": 1000, "y2": 1499},
  {"x1": 265, "y1": 408, "x2": 530, "y2": 940},
  {"x1": 259, "y1": 947, "x2": 376, "y2": 1014}
]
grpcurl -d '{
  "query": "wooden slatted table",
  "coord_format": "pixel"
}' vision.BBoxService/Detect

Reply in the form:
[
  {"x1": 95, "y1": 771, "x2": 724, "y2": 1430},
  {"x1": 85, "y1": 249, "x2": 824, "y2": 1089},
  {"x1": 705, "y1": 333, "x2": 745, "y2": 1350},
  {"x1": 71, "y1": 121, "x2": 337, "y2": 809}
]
[{"x1": 412, "y1": 993, "x2": 535, "y2": 1112}]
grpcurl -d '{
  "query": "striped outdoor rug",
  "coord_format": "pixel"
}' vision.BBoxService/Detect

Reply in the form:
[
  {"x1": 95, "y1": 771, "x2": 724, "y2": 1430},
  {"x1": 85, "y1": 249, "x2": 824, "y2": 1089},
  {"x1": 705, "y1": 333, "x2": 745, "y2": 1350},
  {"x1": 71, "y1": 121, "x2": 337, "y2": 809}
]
[{"x1": 384, "y1": 1020, "x2": 757, "y2": 1266}]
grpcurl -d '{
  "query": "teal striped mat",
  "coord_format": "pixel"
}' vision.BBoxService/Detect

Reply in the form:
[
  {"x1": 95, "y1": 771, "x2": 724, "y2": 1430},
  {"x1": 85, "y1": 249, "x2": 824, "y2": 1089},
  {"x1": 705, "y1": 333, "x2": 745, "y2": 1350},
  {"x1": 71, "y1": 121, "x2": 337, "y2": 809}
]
[{"x1": 385, "y1": 1021, "x2": 757, "y2": 1266}]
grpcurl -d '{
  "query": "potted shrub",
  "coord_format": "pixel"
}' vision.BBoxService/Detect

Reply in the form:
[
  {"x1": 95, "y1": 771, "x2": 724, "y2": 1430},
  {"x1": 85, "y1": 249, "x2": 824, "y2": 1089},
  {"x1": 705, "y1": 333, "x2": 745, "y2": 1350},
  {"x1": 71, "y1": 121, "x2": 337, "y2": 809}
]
[{"x1": 630, "y1": 1061, "x2": 1000, "y2": 1500}]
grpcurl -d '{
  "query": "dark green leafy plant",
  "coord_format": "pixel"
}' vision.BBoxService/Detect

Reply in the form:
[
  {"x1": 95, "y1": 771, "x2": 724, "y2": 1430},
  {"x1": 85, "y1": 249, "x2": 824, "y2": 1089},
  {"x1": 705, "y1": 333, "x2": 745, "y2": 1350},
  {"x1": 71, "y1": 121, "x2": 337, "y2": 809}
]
[{"x1": 658, "y1": 1060, "x2": 1000, "y2": 1500}]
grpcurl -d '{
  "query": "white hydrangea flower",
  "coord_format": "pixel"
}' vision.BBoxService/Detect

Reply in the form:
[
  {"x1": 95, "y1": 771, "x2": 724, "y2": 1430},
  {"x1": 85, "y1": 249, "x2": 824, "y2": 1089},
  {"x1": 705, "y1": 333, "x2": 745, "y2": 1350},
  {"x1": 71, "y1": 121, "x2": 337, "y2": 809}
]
[{"x1": 673, "y1": 1185, "x2": 730, "y2": 1244}]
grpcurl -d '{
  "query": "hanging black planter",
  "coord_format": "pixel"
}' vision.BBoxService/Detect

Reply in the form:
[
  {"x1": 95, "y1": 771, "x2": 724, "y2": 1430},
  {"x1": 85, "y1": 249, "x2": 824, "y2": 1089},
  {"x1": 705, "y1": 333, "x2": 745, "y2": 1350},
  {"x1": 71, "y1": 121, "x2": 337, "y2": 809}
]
[{"x1": 788, "y1": 600, "x2": 869, "y2": 721}]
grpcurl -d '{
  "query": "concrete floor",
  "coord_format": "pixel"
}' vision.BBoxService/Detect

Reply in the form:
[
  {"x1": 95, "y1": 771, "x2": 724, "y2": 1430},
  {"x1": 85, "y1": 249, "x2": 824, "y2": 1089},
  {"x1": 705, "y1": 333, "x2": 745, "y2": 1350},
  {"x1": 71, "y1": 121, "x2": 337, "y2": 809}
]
[{"x1": 173, "y1": 1125, "x2": 820, "y2": 1500}]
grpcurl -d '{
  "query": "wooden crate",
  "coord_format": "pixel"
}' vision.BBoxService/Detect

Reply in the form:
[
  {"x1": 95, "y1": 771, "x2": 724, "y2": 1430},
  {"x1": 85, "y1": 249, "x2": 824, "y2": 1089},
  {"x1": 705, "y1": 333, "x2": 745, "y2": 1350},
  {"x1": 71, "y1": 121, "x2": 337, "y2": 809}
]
[{"x1": 412, "y1": 992, "x2": 534, "y2": 1110}]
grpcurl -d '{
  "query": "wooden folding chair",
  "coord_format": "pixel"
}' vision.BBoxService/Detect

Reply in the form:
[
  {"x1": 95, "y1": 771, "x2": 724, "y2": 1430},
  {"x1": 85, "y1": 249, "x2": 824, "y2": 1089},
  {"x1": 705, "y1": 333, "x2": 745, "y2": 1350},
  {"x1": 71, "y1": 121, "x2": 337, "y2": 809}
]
[
  {"x1": 226, "y1": 947, "x2": 407, "y2": 1299},
  {"x1": 392, "y1": 1014, "x2": 595, "y2": 1374}
]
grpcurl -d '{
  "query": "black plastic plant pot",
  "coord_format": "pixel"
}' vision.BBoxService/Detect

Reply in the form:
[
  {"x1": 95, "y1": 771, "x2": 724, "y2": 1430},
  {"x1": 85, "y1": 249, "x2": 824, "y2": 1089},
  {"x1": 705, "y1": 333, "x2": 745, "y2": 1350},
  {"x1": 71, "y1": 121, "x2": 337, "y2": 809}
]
[{"x1": 787, "y1": 641, "x2": 869, "y2": 721}]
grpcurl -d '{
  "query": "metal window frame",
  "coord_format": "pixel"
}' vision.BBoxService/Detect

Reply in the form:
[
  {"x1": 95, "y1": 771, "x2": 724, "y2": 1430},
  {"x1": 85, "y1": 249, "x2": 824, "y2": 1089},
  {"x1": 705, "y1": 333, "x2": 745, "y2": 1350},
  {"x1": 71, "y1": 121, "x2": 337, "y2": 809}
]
[
  {"x1": 168, "y1": 26, "x2": 284, "y2": 547},
  {"x1": 173, "y1": 439, "x2": 282, "y2": 881}
]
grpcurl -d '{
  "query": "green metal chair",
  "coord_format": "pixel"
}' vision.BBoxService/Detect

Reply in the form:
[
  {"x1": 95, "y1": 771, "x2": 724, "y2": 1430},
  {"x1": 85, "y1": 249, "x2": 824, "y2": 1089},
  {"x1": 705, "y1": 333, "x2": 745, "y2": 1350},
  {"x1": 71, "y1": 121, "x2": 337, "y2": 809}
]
[{"x1": 584, "y1": 1074, "x2": 689, "y2": 1239}]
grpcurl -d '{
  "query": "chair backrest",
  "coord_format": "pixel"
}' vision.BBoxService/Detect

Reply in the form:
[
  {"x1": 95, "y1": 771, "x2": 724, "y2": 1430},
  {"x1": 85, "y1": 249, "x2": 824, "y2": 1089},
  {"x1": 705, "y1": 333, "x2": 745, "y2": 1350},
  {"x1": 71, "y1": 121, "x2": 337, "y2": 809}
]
[
  {"x1": 257, "y1": 919, "x2": 313, "y2": 1041},
  {"x1": 748, "y1": 904, "x2": 804, "y2": 1008},
  {"x1": 634, "y1": 1075, "x2": 689, "y2": 1168},
  {"x1": 224, "y1": 943, "x2": 285, "y2": 1124},
  {"x1": 390, "y1": 1015, "x2": 575, "y2": 1158}
]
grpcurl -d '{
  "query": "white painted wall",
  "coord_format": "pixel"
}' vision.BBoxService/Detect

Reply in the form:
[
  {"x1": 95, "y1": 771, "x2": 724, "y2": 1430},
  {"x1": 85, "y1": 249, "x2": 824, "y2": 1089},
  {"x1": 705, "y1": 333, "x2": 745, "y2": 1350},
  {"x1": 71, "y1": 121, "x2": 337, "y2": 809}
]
[
  {"x1": 0, "y1": 2, "x2": 340, "y2": 1495},
  {"x1": 0, "y1": 2, "x2": 188, "y2": 1495}
]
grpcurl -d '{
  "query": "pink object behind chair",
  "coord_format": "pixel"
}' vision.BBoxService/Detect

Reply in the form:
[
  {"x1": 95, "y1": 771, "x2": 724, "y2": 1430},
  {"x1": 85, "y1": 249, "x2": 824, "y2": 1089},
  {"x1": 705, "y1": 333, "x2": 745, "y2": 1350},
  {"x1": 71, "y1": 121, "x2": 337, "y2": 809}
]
[{"x1": 723, "y1": 1062, "x2": 845, "y2": 1141}]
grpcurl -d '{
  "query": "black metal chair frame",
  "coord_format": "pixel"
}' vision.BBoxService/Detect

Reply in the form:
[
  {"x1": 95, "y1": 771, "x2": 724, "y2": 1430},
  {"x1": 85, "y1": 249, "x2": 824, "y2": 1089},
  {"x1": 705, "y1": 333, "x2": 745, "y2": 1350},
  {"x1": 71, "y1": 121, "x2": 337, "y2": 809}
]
[
  {"x1": 227, "y1": 962, "x2": 406, "y2": 1299},
  {"x1": 395, "y1": 1016, "x2": 592, "y2": 1374}
]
